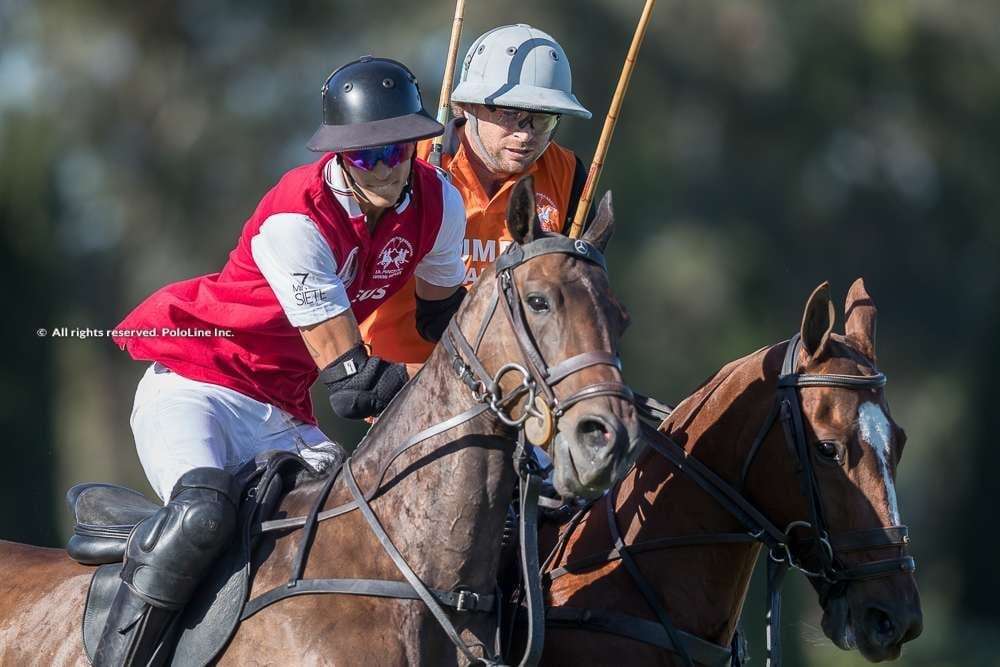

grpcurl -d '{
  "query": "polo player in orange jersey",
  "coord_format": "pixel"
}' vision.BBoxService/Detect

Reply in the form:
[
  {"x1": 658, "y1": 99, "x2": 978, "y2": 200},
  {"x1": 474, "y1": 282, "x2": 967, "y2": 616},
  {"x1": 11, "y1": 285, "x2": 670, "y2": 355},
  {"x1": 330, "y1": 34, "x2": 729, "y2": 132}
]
[{"x1": 360, "y1": 24, "x2": 594, "y2": 365}]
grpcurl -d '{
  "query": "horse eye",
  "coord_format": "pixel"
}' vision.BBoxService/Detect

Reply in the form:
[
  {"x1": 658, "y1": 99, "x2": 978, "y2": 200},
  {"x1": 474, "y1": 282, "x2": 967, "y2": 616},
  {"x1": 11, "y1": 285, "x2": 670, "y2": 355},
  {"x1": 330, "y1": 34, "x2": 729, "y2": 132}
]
[
  {"x1": 817, "y1": 441, "x2": 841, "y2": 461},
  {"x1": 526, "y1": 293, "x2": 550, "y2": 313}
]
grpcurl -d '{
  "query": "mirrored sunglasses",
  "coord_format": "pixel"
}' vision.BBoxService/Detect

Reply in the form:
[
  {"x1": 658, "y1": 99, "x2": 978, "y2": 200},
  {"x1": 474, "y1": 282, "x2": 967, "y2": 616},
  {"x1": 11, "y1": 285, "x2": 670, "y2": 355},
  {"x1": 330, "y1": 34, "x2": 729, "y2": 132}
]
[{"x1": 341, "y1": 142, "x2": 414, "y2": 171}]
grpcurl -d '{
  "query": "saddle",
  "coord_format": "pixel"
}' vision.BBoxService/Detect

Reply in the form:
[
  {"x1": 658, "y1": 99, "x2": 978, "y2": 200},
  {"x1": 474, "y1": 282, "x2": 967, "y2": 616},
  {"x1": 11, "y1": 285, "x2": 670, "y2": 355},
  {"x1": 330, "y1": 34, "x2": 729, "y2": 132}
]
[{"x1": 68, "y1": 451, "x2": 316, "y2": 666}]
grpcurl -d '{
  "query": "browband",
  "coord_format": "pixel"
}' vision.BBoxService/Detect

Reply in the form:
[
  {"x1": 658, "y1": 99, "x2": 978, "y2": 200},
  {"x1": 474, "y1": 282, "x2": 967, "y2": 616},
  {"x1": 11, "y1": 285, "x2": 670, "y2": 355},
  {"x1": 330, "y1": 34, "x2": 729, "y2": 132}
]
[{"x1": 495, "y1": 236, "x2": 607, "y2": 274}]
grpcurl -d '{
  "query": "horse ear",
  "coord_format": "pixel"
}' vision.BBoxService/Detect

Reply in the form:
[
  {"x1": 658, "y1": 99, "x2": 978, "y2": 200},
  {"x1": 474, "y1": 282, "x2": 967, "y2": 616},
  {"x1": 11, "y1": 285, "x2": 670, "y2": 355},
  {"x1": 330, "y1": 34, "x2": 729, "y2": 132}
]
[
  {"x1": 800, "y1": 281, "x2": 835, "y2": 359},
  {"x1": 506, "y1": 176, "x2": 544, "y2": 244},
  {"x1": 580, "y1": 190, "x2": 615, "y2": 252},
  {"x1": 844, "y1": 277, "x2": 877, "y2": 363}
]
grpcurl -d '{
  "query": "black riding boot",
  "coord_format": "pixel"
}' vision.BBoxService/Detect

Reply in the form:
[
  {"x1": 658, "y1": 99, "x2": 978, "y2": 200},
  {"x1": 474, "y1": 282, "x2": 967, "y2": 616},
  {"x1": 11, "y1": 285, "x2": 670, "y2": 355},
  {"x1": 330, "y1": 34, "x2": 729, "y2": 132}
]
[{"x1": 94, "y1": 467, "x2": 238, "y2": 667}]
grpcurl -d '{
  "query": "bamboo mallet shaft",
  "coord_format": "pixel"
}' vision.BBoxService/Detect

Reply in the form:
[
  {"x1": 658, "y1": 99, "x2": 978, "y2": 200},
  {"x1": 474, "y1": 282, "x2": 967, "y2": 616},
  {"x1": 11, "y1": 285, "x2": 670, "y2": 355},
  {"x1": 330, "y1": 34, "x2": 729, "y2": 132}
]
[
  {"x1": 569, "y1": 0, "x2": 657, "y2": 238},
  {"x1": 428, "y1": 0, "x2": 467, "y2": 167}
]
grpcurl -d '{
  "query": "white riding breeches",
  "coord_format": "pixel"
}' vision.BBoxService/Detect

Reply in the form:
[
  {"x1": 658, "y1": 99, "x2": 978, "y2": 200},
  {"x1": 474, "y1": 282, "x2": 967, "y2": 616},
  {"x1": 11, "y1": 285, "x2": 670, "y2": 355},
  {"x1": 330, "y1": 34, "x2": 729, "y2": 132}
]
[{"x1": 131, "y1": 362, "x2": 339, "y2": 502}]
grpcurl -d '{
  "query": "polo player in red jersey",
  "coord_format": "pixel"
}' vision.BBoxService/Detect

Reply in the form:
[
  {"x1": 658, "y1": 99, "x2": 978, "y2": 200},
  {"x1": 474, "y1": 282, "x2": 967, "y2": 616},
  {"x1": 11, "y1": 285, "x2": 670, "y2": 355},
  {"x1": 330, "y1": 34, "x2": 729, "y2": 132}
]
[{"x1": 99, "y1": 56, "x2": 467, "y2": 666}]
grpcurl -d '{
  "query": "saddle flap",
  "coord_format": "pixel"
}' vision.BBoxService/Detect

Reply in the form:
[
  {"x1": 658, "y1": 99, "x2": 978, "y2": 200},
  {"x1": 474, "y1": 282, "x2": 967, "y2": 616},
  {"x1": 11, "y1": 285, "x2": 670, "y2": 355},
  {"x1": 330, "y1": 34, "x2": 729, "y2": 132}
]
[
  {"x1": 79, "y1": 451, "x2": 315, "y2": 664},
  {"x1": 82, "y1": 563, "x2": 123, "y2": 661},
  {"x1": 171, "y1": 452, "x2": 308, "y2": 664}
]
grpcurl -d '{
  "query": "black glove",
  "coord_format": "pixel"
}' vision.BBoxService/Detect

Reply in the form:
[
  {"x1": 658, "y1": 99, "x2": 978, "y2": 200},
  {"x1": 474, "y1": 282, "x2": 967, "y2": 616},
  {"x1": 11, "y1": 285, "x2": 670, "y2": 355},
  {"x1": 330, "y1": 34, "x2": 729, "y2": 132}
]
[
  {"x1": 320, "y1": 344, "x2": 408, "y2": 420},
  {"x1": 415, "y1": 285, "x2": 467, "y2": 342}
]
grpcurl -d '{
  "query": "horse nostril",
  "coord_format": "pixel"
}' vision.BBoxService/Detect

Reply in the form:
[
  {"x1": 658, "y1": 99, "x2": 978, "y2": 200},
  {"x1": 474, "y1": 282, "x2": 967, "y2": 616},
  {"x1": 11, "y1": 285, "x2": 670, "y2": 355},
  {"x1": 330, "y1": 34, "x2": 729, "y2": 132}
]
[
  {"x1": 865, "y1": 606, "x2": 897, "y2": 644},
  {"x1": 575, "y1": 417, "x2": 611, "y2": 449}
]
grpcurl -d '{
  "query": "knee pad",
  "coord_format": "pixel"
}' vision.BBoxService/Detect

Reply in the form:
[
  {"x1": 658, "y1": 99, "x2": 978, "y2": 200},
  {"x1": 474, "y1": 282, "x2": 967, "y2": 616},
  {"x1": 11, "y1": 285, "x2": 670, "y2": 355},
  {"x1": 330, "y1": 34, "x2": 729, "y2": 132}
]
[{"x1": 122, "y1": 467, "x2": 237, "y2": 609}]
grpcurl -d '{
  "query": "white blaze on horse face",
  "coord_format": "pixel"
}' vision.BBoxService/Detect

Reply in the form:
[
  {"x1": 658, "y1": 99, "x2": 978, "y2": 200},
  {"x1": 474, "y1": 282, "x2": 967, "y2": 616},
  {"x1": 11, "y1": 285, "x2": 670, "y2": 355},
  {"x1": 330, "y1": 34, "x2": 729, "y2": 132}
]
[{"x1": 857, "y1": 402, "x2": 900, "y2": 524}]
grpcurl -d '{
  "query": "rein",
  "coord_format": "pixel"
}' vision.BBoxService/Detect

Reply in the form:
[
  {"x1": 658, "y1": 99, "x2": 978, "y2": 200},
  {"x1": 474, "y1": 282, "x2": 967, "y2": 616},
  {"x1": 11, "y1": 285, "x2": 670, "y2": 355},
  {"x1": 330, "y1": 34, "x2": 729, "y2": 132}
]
[
  {"x1": 242, "y1": 235, "x2": 630, "y2": 667},
  {"x1": 542, "y1": 334, "x2": 915, "y2": 667}
]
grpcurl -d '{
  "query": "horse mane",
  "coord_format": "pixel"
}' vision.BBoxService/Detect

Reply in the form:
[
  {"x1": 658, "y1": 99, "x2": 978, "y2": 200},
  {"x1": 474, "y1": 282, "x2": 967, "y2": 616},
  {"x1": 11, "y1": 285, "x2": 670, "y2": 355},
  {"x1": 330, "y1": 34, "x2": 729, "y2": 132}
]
[
  {"x1": 661, "y1": 343, "x2": 775, "y2": 439},
  {"x1": 662, "y1": 331, "x2": 879, "y2": 443}
]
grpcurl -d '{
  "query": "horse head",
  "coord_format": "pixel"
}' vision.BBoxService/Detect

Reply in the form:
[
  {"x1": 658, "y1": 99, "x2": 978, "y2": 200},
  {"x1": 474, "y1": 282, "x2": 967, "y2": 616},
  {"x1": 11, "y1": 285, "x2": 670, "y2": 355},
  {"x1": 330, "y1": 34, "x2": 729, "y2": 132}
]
[
  {"x1": 748, "y1": 279, "x2": 923, "y2": 661},
  {"x1": 451, "y1": 176, "x2": 641, "y2": 499}
]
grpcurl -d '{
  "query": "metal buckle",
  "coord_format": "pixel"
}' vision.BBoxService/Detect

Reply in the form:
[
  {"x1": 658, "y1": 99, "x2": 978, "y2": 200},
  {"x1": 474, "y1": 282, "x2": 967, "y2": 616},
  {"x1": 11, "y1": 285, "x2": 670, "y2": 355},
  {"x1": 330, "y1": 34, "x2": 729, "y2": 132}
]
[
  {"x1": 455, "y1": 589, "x2": 480, "y2": 612},
  {"x1": 771, "y1": 521, "x2": 834, "y2": 578},
  {"x1": 472, "y1": 380, "x2": 490, "y2": 403}
]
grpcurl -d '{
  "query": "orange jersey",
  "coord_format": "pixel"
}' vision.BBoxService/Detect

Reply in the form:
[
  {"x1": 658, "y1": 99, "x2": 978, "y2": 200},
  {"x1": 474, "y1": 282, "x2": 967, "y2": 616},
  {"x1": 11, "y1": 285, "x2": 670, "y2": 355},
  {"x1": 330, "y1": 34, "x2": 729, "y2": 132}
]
[{"x1": 360, "y1": 125, "x2": 579, "y2": 363}]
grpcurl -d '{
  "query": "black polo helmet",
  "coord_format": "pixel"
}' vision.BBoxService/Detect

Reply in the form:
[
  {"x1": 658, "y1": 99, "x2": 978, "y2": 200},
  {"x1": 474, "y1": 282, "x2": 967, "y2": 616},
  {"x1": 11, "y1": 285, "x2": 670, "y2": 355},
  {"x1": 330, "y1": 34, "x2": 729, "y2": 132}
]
[{"x1": 307, "y1": 56, "x2": 443, "y2": 153}]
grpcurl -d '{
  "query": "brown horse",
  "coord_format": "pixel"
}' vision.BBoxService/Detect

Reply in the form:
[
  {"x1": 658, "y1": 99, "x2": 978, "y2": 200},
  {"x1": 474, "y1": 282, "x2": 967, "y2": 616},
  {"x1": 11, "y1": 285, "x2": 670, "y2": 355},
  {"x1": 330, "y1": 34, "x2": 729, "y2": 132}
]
[
  {"x1": 536, "y1": 279, "x2": 922, "y2": 665},
  {"x1": 0, "y1": 177, "x2": 641, "y2": 665}
]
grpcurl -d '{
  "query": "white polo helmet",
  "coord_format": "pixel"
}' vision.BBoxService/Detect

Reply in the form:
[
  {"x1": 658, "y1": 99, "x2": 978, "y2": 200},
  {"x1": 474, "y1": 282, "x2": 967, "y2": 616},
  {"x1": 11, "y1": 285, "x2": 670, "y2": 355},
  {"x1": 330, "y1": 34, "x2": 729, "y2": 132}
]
[{"x1": 451, "y1": 24, "x2": 591, "y2": 119}]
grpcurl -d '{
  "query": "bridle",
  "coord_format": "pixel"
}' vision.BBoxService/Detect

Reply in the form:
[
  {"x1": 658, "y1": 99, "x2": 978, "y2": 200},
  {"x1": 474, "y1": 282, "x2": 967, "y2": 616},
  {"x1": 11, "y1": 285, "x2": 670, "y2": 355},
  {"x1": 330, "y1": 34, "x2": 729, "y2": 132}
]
[
  {"x1": 542, "y1": 334, "x2": 916, "y2": 667},
  {"x1": 442, "y1": 235, "x2": 634, "y2": 440},
  {"x1": 745, "y1": 334, "x2": 914, "y2": 578},
  {"x1": 241, "y1": 234, "x2": 634, "y2": 667},
  {"x1": 439, "y1": 235, "x2": 633, "y2": 666}
]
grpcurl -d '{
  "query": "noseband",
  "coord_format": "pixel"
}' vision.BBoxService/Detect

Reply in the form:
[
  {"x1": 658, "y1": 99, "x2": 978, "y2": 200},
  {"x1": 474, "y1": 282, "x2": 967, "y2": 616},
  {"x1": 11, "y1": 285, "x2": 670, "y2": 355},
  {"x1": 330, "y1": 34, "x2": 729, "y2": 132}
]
[{"x1": 442, "y1": 236, "x2": 634, "y2": 443}]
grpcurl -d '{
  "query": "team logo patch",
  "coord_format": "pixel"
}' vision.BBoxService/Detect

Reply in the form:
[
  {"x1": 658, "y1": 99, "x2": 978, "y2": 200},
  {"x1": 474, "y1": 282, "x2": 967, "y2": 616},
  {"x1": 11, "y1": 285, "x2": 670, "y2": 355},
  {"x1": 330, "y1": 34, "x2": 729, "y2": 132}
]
[
  {"x1": 535, "y1": 192, "x2": 561, "y2": 233},
  {"x1": 373, "y1": 236, "x2": 414, "y2": 281}
]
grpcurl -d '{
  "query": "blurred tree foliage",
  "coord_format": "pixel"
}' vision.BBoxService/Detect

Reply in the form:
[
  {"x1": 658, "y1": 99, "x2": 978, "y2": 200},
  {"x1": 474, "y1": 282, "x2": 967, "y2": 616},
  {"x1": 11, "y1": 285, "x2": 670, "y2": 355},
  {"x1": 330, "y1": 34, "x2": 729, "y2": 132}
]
[{"x1": 1, "y1": 1, "x2": 996, "y2": 664}]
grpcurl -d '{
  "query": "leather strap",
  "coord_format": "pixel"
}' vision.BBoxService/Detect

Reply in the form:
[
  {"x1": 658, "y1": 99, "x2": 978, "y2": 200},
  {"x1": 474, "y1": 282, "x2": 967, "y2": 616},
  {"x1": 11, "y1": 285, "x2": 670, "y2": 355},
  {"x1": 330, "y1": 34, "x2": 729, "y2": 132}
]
[
  {"x1": 444, "y1": 320, "x2": 495, "y2": 395},
  {"x1": 546, "y1": 607, "x2": 734, "y2": 667},
  {"x1": 241, "y1": 578, "x2": 496, "y2": 621},
  {"x1": 343, "y1": 458, "x2": 497, "y2": 665},
  {"x1": 738, "y1": 398, "x2": 781, "y2": 492},
  {"x1": 605, "y1": 484, "x2": 694, "y2": 667},
  {"x1": 557, "y1": 381, "x2": 634, "y2": 412},
  {"x1": 778, "y1": 372, "x2": 887, "y2": 389},
  {"x1": 494, "y1": 236, "x2": 606, "y2": 274},
  {"x1": 546, "y1": 532, "x2": 757, "y2": 582},
  {"x1": 516, "y1": 471, "x2": 545, "y2": 667},
  {"x1": 472, "y1": 289, "x2": 501, "y2": 354},
  {"x1": 546, "y1": 351, "x2": 621, "y2": 385},
  {"x1": 289, "y1": 465, "x2": 341, "y2": 584},
  {"x1": 633, "y1": 392, "x2": 674, "y2": 423},
  {"x1": 259, "y1": 403, "x2": 491, "y2": 533},
  {"x1": 765, "y1": 558, "x2": 788, "y2": 667},
  {"x1": 498, "y1": 272, "x2": 555, "y2": 405},
  {"x1": 640, "y1": 422, "x2": 787, "y2": 547},
  {"x1": 828, "y1": 525, "x2": 909, "y2": 552},
  {"x1": 831, "y1": 556, "x2": 916, "y2": 581}
]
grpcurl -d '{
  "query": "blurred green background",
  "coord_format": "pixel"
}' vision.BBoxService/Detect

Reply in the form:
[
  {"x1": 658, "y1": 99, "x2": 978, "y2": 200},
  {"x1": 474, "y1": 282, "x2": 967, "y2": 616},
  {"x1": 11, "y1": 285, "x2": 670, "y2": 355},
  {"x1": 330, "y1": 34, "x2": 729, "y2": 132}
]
[{"x1": 2, "y1": 1, "x2": 996, "y2": 664}]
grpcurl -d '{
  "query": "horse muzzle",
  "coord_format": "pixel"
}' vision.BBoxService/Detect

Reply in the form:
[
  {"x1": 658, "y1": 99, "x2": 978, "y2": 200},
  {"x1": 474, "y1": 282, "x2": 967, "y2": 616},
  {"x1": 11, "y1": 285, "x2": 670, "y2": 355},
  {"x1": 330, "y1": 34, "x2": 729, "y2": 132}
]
[
  {"x1": 822, "y1": 583, "x2": 923, "y2": 662},
  {"x1": 550, "y1": 408, "x2": 639, "y2": 499}
]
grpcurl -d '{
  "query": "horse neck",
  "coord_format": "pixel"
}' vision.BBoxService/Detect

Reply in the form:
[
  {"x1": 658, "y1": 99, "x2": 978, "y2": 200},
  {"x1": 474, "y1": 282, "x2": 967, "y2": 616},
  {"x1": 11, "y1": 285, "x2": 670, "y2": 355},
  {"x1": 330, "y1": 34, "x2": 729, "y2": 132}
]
[
  {"x1": 611, "y1": 343, "x2": 785, "y2": 645},
  {"x1": 662, "y1": 343, "x2": 783, "y2": 489},
  {"x1": 335, "y1": 312, "x2": 516, "y2": 591}
]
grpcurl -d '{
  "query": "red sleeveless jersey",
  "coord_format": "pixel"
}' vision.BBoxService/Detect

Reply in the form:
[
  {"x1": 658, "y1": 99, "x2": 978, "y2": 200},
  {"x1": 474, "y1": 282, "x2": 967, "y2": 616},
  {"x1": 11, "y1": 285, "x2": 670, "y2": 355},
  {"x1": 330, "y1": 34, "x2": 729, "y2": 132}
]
[{"x1": 113, "y1": 154, "x2": 450, "y2": 424}]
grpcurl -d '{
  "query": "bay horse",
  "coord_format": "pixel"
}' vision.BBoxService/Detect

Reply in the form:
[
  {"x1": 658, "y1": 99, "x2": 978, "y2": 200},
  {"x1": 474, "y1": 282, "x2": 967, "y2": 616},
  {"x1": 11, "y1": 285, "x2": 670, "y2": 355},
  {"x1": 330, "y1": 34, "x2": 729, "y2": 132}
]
[
  {"x1": 0, "y1": 177, "x2": 641, "y2": 665},
  {"x1": 535, "y1": 279, "x2": 922, "y2": 665}
]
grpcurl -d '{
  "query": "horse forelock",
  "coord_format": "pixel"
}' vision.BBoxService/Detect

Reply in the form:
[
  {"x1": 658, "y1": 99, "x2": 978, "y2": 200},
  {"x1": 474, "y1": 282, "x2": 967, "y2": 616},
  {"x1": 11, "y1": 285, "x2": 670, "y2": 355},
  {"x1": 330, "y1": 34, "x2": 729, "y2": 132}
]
[{"x1": 810, "y1": 333, "x2": 879, "y2": 375}]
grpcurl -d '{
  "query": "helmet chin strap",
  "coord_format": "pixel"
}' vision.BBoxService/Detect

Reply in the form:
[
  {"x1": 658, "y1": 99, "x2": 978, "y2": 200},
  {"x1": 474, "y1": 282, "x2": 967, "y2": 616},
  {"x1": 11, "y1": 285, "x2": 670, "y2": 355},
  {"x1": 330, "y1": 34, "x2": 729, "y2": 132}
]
[
  {"x1": 464, "y1": 113, "x2": 555, "y2": 176},
  {"x1": 463, "y1": 114, "x2": 506, "y2": 174}
]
